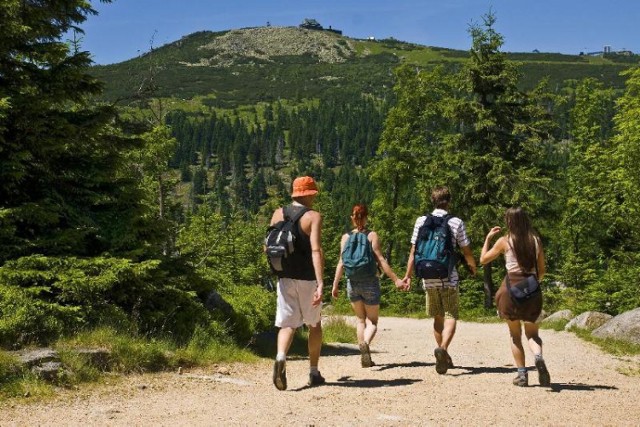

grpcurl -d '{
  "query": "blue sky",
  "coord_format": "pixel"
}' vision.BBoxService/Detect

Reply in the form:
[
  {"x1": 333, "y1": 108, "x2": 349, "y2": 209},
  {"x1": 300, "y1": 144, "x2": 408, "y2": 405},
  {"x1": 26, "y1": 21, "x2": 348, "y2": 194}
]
[{"x1": 81, "y1": 0, "x2": 640, "y2": 65}]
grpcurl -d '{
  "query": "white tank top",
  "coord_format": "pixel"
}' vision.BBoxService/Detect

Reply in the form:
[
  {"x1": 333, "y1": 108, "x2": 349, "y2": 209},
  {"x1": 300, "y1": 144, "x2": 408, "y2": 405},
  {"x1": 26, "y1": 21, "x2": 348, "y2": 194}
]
[{"x1": 505, "y1": 235, "x2": 539, "y2": 274}]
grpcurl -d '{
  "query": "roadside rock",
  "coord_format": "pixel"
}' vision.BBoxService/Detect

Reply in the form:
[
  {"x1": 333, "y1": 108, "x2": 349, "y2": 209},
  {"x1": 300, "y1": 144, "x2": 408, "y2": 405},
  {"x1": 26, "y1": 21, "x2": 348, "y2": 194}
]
[
  {"x1": 565, "y1": 311, "x2": 612, "y2": 331},
  {"x1": 32, "y1": 361, "x2": 64, "y2": 382},
  {"x1": 541, "y1": 309, "x2": 574, "y2": 324},
  {"x1": 11, "y1": 348, "x2": 59, "y2": 367},
  {"x1": 592, "y1": 307, "x2": 640, "y2": 344}
]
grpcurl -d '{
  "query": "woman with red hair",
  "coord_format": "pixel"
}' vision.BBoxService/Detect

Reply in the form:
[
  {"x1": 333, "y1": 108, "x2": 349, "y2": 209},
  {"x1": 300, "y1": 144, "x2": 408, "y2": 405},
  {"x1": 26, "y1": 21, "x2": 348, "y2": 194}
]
[{"x1": 332, "y1": 203, "x2": 408, "y2": 367}]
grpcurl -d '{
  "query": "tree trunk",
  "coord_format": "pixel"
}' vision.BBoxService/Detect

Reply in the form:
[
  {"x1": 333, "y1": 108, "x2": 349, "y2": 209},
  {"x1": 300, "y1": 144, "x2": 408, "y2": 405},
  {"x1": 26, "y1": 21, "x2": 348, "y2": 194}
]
[
  {"x1": 483, "y1": 262, "x2": 494, "y2": 309},
  {"x1": 385, "y1": 173, "x2": 400, "y2": 264}
]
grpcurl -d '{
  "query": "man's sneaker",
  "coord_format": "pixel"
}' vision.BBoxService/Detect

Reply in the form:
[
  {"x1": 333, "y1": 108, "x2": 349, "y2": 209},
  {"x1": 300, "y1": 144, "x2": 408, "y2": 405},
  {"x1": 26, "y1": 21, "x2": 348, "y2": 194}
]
[
  {"x1": 273, "y1": 359, "x2": 287, "y2": 391},
  {"x1": 359, "y1": 342, "x2": 374, "y2": 368},
  {"x1": 535, "y1": 358, "x2": 551, "y2": 387},
  {"x1": 446, "y1": 353, "x2": 454, "y2": 369},
  {"x1": 308, "y1": 371, "x2": 326, "y2": 387},
  {"x1": 434, "y1": 347, "x2": 449, "y2": 375},
  {"x1": 512, "y1": 373, "x2": 528, "y2": 387}
]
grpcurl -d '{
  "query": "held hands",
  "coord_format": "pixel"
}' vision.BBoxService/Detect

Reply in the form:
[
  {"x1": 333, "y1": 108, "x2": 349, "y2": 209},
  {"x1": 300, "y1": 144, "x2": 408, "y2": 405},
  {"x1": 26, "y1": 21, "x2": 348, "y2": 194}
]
[{"x1": 396, "y1": 277, "x2": 411, "y2": 291}]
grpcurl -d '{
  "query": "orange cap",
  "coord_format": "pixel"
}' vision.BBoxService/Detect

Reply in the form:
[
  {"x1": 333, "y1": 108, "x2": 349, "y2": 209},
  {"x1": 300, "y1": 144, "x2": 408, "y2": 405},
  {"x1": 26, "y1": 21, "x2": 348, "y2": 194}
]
[{"x1": 291, "y1": 176, "x2": 318, "y2": 197}]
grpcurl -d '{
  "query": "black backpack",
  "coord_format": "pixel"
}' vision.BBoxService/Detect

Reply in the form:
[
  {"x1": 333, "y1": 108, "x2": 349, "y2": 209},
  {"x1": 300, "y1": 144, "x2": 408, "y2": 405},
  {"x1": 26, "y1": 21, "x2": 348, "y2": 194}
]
[
  {"x1": 414, "y1": 214, "x2": 454, "y2": 280},
  {"x1": 265, "y1": 205, "x2": 309, "y2": 275}
]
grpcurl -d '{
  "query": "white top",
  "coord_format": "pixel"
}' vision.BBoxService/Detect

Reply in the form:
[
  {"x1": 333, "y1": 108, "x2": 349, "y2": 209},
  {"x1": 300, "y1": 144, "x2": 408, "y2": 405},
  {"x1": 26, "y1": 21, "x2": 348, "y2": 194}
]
[
  {"x1": 410, "y1": 209, "x2": 471, "y2": 288},
  {"x1": 505, "y1": 235, "x2": 540, "y2": 274}
]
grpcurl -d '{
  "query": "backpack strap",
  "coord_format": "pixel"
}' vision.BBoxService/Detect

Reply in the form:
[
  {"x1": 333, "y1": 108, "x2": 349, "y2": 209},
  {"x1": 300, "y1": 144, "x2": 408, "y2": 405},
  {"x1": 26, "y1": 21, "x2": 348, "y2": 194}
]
[{"x1": 284, "y1": 205, "x2": 310, "y2": 223}]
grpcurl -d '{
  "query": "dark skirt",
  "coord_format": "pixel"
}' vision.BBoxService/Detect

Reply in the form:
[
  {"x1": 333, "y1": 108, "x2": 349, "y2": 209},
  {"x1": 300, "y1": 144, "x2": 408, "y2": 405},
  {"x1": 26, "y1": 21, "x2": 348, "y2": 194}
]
[{"x1": 495, "y1": 271, "x2": 542, "y2": 322}]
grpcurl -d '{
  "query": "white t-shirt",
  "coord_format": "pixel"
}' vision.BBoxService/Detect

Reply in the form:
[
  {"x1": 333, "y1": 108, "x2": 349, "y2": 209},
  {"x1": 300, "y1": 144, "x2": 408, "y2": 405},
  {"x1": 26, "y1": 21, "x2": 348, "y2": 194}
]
[{"x1": 411, "y1": 209, "x2": 471, "y2": 288}]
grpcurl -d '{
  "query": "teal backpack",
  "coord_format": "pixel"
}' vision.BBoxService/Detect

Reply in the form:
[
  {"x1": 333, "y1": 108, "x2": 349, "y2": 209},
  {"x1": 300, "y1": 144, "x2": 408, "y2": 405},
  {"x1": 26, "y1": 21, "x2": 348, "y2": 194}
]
[{"x1": 342, "y1": 231, "x2": 377, "y2": 281}]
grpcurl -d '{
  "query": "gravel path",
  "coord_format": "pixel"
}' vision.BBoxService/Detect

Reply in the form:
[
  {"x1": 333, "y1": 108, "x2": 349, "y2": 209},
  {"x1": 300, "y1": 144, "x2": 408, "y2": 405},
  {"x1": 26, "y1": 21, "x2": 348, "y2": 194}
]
[{"x1": 1, "y1": 317, "x2": 639, "y2": 426}]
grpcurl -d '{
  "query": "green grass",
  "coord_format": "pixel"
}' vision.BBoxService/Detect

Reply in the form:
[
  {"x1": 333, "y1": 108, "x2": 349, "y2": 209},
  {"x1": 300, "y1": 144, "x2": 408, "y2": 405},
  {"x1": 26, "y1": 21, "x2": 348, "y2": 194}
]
[
  {"x1": 571, "y1": 327, "x2": 640, "y2": 357},
  {"x1": 539, "y1": 319, "x2": 570, "y2": 331},
  {"x1": 0, "y1": 352, "x2": 55, "y2": 401},
  {"x1": 1, "y1": 325, "x2": 260, "y2": 401},
  {"x1": 322, "y1": 316, "x2": 357, "y2": 344}
]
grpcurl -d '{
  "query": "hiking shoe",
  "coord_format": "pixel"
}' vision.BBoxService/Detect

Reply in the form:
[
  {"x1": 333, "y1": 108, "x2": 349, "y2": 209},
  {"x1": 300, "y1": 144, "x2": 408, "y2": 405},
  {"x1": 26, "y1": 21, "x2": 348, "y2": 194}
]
[
  {"x1": 535, "y1": 358, "x2": 551, "y2": 387},
  {"x1": 273, "y1": 359, "x2": 287, "y2": 391},
  {"x1": 446, "y1": 353, "x2": 454, "y2": 369},
  {"x1": 360, "y1": 342, "x2": 374, "y2": 368},
  {"x1": 434, "y1": 347, "x2": 449, "y2": 375},
  {"x1": 308, "y1": 372, "x2": 326, "y2": 387},
  {"x1": 512, "y1": 373, "x2": 528, "y2": 387}
]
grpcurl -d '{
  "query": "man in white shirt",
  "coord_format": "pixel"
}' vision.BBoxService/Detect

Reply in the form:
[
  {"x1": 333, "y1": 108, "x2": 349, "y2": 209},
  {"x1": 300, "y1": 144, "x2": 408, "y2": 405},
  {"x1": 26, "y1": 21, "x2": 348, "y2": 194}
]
[{"x1": 403, "y1": 186, "x2": 477, "y2": 374}]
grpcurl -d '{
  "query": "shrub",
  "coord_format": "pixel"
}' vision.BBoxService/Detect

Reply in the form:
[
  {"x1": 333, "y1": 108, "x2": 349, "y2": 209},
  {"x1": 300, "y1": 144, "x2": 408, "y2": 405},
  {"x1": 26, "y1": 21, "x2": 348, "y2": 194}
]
[{"x1": 219, "y1": 285, "x2": 276, "y2": 343}]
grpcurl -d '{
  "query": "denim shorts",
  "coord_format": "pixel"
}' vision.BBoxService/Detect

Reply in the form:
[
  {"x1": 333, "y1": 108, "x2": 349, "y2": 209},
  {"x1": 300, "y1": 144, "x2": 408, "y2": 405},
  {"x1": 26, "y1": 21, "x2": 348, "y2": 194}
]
[{"x1": 347, "y1": 278, "x2": 381, "y2": 305}]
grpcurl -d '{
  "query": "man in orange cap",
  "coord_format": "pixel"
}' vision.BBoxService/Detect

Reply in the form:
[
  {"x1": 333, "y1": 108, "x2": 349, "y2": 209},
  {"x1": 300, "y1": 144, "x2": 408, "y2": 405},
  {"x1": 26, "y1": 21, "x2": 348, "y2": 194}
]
[{"x1": 269, "y1": 176, "x2": 325, "y2": 390}]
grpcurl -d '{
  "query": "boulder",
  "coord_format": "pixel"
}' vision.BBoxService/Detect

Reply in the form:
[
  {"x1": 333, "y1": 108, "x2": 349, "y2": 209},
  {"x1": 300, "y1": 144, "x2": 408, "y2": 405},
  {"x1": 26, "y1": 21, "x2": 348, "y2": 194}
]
[
  {"x1": 592, "y1": 307, "x2": 640, "y2": 344},
  {"x1": 541, "y1": 309, "x2": 574, "y2": 324},
  {"x1": 32, "y1": 361, "x2": 64, "y2": 382},
  {"x1": 565, "y1": 311, "x2": 612, "y2": 331},
  {"x1": 535, "y1": 310, "x2": 549, "y2": 324},
  {"x1": 11, "y1": 348, "x2": 59, "y2": 367}
]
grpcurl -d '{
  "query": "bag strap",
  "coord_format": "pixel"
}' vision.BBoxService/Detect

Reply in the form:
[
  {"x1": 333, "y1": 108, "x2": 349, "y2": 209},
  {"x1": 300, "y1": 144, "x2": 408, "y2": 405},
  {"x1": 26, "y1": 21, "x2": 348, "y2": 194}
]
[{"x1": 505, "y1": 241, "x2": 540, "y2": 289}]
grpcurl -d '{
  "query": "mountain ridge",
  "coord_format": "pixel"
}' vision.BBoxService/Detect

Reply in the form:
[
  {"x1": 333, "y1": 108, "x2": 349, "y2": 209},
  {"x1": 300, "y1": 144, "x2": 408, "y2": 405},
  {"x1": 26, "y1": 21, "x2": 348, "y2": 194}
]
[{"x1": 91, "y1": 26, "x2": 636, "y2": 106}]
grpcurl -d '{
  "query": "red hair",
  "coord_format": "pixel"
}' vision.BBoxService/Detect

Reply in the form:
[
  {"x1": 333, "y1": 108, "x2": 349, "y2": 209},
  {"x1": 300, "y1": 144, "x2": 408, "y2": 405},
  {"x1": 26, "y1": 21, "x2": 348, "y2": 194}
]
[{"x1": 351, "y1": 204, "x2": 368, "y2": 231}]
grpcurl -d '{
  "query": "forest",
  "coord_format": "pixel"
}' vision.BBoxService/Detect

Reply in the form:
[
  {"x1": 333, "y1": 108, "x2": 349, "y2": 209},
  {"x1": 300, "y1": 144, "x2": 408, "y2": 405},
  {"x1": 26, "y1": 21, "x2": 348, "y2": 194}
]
[{"x1": 1, "y1": 0, "x2": 639, "y2": 363}]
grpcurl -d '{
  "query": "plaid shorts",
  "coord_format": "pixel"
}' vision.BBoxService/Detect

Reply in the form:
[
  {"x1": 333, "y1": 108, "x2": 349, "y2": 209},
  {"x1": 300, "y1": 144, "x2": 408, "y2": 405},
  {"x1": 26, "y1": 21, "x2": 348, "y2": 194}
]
[{"x1": 425, "y1": 286, "x2": 459, "y2": 319}]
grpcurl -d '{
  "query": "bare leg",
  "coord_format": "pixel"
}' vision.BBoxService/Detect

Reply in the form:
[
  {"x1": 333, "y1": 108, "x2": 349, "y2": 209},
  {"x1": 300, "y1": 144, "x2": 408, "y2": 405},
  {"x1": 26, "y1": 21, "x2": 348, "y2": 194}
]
[
  {"x1": 506, "y1": 320, "x2": 525, "y2": 368},
  {"x1": 440, "y1": 318, "x2": 457, "y2": 351},
  {"x1": 307, "y1": 323, "x2": 322, "y2": 368},
  {"x1": 351, "y1": 300, "x2": 367, "y2": 344},
  {"x1": 523, "y1": 321, "x2": 543, "y2": 356},
  {"x1": 363, "y1": 304, "x2": 379, "y2": 345},
  {"x1": 277, "y1": 326, "x2": 296, "y2": 356},
  {"x1": 433, "y1": 315, "x2": 444, "y2": 347}
]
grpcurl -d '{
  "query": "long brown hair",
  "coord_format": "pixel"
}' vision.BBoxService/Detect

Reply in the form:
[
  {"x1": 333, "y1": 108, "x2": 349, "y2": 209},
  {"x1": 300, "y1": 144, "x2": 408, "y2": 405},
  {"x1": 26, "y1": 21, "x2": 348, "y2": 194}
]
[
  {"x1": 351, "y1": 204, "x2": 368, "y2": 232},
  {"x1": 505, "y1": 207, "x2": 538, "y2": 271}
]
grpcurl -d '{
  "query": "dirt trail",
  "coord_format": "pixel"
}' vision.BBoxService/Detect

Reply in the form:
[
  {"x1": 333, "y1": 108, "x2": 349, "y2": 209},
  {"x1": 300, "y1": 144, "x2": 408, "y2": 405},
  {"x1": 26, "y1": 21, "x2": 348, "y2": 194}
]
[{"x1": 1, "y1": 317, "x2": 639, "y2": 426}]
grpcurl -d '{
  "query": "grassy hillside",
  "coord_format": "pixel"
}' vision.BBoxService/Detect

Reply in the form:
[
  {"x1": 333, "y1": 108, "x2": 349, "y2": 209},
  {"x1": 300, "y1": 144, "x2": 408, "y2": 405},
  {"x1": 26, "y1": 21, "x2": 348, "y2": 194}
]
[{"x1": 91, "y1": 26, "x2": 637, "y2": 107}]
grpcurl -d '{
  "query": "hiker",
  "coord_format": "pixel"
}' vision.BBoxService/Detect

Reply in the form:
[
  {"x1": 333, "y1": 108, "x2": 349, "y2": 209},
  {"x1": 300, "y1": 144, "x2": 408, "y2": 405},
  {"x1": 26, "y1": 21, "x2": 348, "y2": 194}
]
[
  {"x1": 480, "y1": 206, "x2": 551, "y2": 387},
  {"x1": 403, "y1": 186, "x2": 477, "y2": 374},
  {"x1": 331, "y1": 203, "x2": 409, "y2": 367},
  {"x1": 268, "y1": 176, "x2": 325, "y2": 390}
]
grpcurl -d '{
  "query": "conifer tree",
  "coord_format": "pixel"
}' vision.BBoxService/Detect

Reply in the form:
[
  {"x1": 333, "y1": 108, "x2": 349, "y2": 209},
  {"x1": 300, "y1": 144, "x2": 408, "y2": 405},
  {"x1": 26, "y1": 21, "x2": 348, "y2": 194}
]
[{"x1": 0, "y1": 0, "x2": 157, "y2": 261}]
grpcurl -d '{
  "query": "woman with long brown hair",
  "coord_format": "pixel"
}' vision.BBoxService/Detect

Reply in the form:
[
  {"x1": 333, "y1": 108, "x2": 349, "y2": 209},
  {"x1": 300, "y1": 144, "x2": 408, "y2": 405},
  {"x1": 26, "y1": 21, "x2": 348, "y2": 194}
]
[
  {"x1": 332, "y1": 204, "x2": 408, "y2": 367},
  {"x1": 480, "y1": 207, "x2": 551, "y2": 387}
]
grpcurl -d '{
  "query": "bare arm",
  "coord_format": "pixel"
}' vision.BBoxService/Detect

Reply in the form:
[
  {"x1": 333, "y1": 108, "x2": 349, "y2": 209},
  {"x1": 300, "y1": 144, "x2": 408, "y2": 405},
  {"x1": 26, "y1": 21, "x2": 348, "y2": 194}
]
[
  {"x1": 480, "y1": 227, "x2": 507, "y2": 265},
  {"x1": 460, "y1": 245, "x2": 478, "y2": 276},
  {"x1": 331, "y1": 234, "x2": 348, "y2": 298},
  {"x1": 370, "y1": 232, "x2": 408, "y2": 290},
  {"x1": 402, "y1": 244, "x2": 416, "y2": 290},
  {"x1": 309, "y1": 212, "x2": 324, "y2": 306}
]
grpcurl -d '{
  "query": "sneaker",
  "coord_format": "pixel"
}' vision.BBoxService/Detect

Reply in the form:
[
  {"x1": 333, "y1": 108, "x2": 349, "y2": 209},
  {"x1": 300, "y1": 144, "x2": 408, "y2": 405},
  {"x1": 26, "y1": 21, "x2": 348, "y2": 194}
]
[
  {"x1": 535, "y1": 358, "x2": 551, "y2": 387},
  {"x1": 446, "y1": 353, "x2": 454, "y2": 369},
  {"x1": 434, "y1": 347, "x2": 449, "y2": 375},
  {"x1": 308, "y1": 371, "x2": 326, "y2": 387},
  {"x1": 359, "y1": 342, "x2": 374, "y2": 368},
  {"x1": 512, "y1": 373, "x2": 528, "y2": 387},
  {"x1": 273, "y1": 359, "x2": 287, "y2": 391}
]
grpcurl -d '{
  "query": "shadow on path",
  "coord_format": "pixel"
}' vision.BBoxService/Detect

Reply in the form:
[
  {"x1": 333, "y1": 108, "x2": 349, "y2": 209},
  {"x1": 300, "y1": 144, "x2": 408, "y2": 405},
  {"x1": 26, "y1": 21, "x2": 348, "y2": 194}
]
[
  {"x1": 549, "y1": 382, "x2": 618, "y2": 393},
  {"x1": 448, "y1": 365, "x2": 515, "y2": 376},
  {"x1": 375, "y1": 361, "x2": 432, "y2": 371},
  {"x1": 292, "y1": 376, "x2": 423, "y2": 391}
]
